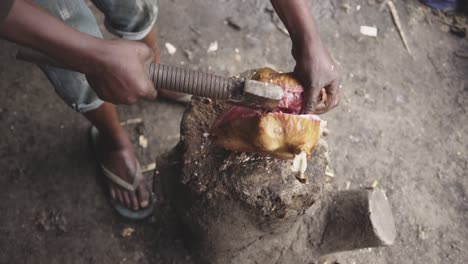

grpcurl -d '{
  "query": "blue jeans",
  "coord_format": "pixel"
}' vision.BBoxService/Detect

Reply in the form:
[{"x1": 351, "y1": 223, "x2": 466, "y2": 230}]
[{"x1": 35, "y1": 0, "x2": 158, "y2": 112}]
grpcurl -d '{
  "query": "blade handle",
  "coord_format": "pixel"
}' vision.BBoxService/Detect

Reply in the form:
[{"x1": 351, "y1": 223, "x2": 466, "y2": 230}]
[{"x1": 148, "y1": 63, "x2": 241, "y2": 100}]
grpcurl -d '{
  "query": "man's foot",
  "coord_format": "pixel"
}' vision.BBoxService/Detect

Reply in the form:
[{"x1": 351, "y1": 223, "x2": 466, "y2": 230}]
[{"x1": 94, "y1": 129, "x2": 150, "y2": 211}]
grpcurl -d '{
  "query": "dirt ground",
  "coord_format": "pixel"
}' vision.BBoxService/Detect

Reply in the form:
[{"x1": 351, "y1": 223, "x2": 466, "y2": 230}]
[{"x1": 0, "y1": 0, "x2": 467, "y2": 263}]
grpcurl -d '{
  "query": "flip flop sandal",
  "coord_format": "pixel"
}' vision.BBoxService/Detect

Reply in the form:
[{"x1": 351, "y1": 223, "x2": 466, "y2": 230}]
[{"x1": 90, "y1": 127, "x2": 154, "y2": 220}]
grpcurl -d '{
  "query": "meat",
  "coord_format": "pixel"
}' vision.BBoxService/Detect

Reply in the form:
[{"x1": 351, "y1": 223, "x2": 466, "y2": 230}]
[
  {"x1": 210, "y1": 68, "x2": 323, "y2": 160},
  {"x1": 250, "y1": 68, "x2": 304, "y2": 114}
]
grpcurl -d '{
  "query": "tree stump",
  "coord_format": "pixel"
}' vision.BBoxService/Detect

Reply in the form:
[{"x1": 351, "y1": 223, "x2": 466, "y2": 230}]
[{"x1": 159, "y1": 98, "x2": 396, "y2": 264}]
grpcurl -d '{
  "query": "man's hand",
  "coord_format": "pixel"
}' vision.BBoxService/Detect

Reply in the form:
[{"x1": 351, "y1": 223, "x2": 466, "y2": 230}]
[
  {"x1": 292, "y1": 40, "x2": 340, "y2": 114},
  {"x1": 270, "y1": 0, "x2": 341, "y2": 114},
  {"x1": 0, "y1": 0, "x2": 156, "y2": 105},
  {"x1": 85, "y1": 40, "x2": 157, "y2": 105}
]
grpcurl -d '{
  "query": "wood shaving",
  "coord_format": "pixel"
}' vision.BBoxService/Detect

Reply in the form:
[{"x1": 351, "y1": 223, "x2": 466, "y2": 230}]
[
  {"x1": 121, "y1": 227, "x2": 135, "y2": 238},
  {"x1": 138, "y1": 135, "x2": 148, "y2": 149},
  {"x1": 120, "y1": 118, "x2": 143, "y2": 126}
]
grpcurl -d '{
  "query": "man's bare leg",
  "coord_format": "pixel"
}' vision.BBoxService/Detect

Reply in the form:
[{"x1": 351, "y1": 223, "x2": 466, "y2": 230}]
[
  {"x1": 84, "y1": 102, "x2": 149, "y2": 210},
  {"x1": 80, "y1": 27, "x2": 171, "y2": 212}
]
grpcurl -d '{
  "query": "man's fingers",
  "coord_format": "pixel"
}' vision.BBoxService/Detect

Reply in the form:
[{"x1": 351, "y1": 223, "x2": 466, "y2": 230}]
[
  {"x1": 143, "y1": 78, "x2": 157, "y2": 100},
  {"x1": 136, "y1": 41, "x2": 154, "y2": 60},
  {"x1": 301, "y1": 86, "x2": 322, "y2": 114},
  {"x1": 313, "y1": 102, "x2": 328, "y2": 114},
  {"x1": 324, "y1": 81, "x2": 339, "y2": 111},
  {"x1": 314, "y1": 81, "x2": 340, "y2": 114}
]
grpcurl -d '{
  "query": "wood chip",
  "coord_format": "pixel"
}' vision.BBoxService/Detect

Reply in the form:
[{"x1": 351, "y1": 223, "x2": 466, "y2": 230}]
[
  {"x1": 360, "y1": 26, "x2": 378, "y2": 37},
  {"x1": 121, "y1": 227, "x2": 135, "y2": 238},
  {"x1": 325, "y1": 166, "x2": 335, "y2": 178},
  {"x1": 165, "y1": 42, "x2": 177, "y2": 55},
  {"x1": 368, "y1": 180, "x2": 379, "y2": 189},
  {"x1": 138, "y1": 135, "x2": 148, "y2": 149},
  {"x1": 207, "y1": 41, "x2": 218, "y2": 53},
  {"x1": 120, "y1": 118, "x2": 143, "y2": 126},
  {"x1": 345, "y1": 181, "x2": 351, "y2": 190},
  {"x1": 141, "y1": 162, "x2": 156, "y2": 173},
  {"x1": 387, "y1": 1, "x2": 411, "y2": 54}
]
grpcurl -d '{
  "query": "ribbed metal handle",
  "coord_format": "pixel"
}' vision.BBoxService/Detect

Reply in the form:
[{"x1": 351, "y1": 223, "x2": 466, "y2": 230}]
[{"x1": 149, "y1": 63, "x2": 241, "y2": 100}]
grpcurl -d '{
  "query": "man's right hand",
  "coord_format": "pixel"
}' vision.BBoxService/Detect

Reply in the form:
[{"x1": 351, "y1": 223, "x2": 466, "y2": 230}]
[
  {"x1": 85, "y1": 40, "x2": 157, "y2": 105},
  {"x1": 0, "y1": 0, "x2": 157, "y2": 105}
]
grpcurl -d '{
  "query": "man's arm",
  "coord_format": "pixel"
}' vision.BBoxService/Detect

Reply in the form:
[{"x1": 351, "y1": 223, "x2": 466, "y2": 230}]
[
  {"x1": 0, "y1": 0, "x2": 156, "y2": 104},
  {"x1": 270, "y1": 0, "x2": 340, "y2": 114}
]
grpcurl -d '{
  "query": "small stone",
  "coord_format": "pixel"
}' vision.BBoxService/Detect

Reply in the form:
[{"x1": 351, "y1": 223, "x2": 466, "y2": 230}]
[{"x1": 203, "y1": 133, "x2": 210, "y2": 138}]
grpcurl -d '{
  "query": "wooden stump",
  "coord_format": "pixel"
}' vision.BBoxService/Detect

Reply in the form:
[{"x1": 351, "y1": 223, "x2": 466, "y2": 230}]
[{"x1": 159, "y1": 98, "x2": 396, "y2": 264}]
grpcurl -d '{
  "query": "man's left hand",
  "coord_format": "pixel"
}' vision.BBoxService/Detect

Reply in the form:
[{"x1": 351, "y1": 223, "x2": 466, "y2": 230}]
[{"x1": 292, "y1": 39, "x2": 340, "y2": 115}]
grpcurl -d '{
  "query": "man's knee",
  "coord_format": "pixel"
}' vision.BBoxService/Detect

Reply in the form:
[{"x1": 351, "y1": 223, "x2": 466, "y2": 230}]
[
  {"x1": 91, "y1": 0, "x2": 158, "y2": 40},
  {"x1": 35, "y1": 0, "x2": 102, "y2": 38},
  {"x1": 39, "y1": 66, "x2": 104, "y2": 113}
]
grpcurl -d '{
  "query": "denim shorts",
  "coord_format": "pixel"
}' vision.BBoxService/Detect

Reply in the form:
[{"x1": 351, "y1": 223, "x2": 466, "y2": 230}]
[{"x1": 35, "y1": 0, "x2": 158, "y2": 112}]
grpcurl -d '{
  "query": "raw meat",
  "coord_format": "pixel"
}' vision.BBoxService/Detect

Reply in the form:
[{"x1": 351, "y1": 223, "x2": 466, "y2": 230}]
[{"x1": 210, "y1": 68, "x2": 323, "y2": 159}]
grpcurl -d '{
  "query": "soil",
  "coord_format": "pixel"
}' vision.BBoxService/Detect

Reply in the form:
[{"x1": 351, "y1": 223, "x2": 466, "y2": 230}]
[{"x1": 0, "y1": 0, "x2": 467, "y2": 263}]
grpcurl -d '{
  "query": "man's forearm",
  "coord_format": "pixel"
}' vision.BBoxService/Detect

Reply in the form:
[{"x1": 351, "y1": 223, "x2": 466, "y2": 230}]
[
  {"x1": 0, "y1": 0, "x2": 106, "y2": 74},
  {"x1": 270, "y1": 0, "x2": 320, "y2": 47}
]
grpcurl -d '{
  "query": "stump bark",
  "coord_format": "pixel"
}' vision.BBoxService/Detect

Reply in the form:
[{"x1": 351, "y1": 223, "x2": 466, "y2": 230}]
[{"x1": 159, "y1": 98, "x2": 396, "y2": 264}]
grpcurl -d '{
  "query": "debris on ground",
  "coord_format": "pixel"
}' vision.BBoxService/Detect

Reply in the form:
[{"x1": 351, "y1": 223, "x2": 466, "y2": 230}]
[
  {"x1": 138, "y1": 135, "x2": 148, "y2": 149},
  {"x1": 121, "y1": 227, "x2": 135, "y2": 238},
  {"x1": 360, "y1": 25, "x2": 378, "y2": 37},
  {"x1": 455, "y1": 50, "x2": 468, "y2": 59},
  {"x1": 379, "y1": 0, "x2": 390, "y2": 12},
  {"x1": 387, "y1": 1, "x2": 412, "y2": 54},
  {"x1": 340, "y1": 3, "x2": 352, "y2": 13},
  {"x1": 367, "y1": 180, "x2": 379, "y2": 189},
  {"x1": 135, "y1": 123, "x2": 146, "y2": 135},
  {"x1": 345, "y1": 181, "x2": 351, "y2": 190},
  {"x1": 417, "y1": 225, "x2": 429, "y2": 240},
  {"x1": 165, "y1": 42, "x2": 177, "y2": 55},
  {"x1": 120, "y1": 118, "x2": 143, "y2": 126},
  {"x1": 325, "y1": 166, "x2": 335, "y2": 178},
  {"x1": 183, "y1": 49, "x2": 194, "y2": 61},
  {"x1": 35, "y1": 209, "x2": 67, "y2": 233},
  {"x1": 141, "y1": 162, "x2": 157, "y2": 173},
  {"x1": 225, "y1": 17, "x2": 243, "y2": 31},
  {"x1": 207, "y1": 41, "x2": 218, "y2": 53}
]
